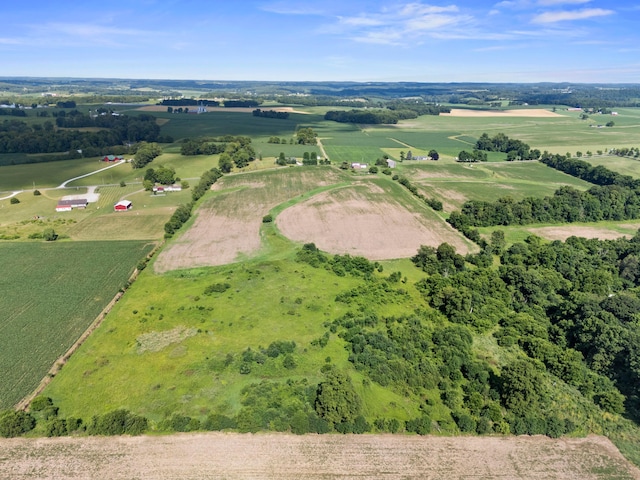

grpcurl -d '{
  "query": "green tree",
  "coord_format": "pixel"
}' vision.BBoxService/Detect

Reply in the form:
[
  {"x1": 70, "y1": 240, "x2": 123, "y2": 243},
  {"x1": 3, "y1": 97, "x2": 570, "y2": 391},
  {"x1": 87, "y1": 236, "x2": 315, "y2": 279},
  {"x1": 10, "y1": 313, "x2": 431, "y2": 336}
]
[
  {"x1": 314, "y1": 370, "x2": 362, "y2": 428},
  {"x1": 499, "y1": 360, "x2": 546, "y2": 416},
  {"x1": 43, "y1": 228, "x2": 57, "y2": 241},
  {"x1": 218, "y1": 153, "x2": 233, "y2": 173}
]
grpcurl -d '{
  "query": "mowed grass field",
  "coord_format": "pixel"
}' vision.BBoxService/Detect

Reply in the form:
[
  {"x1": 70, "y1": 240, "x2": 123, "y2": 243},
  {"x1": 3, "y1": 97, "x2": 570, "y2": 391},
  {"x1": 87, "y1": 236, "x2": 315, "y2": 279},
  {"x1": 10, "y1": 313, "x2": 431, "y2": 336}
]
[
  {"x1": 398, "y1": 160, "x2": 593, "y2": 211},
  {"x1": 0, "y1": 240, "x2": 155, "y2": 408}
]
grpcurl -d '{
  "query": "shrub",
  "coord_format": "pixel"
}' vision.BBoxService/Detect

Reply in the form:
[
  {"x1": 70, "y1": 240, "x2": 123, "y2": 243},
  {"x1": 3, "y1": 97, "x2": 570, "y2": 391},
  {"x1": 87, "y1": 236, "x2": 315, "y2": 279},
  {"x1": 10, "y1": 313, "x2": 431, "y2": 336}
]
[
  {"x1": 262, "y1": 214, "x2": 273, "y2": 223},
  {"x1": 454, "y1": 412, "x2": 477, "y2": 433},
  {"x1": 87, "y1": 409, "x2": 148, "y2": 436},
  {"x1": 204, "y1": 282, "x2": 231, "y2": 294},
  {"x1": 406, "y1": 415, "x2": 432, "y2": 435},
  {"x1": 45, "y1": 418, "x2": 68, "y2": 437},
  {"x1": 33, "y1": 189, "x2": 41, "y2": 196},
  {"x1": 10, "y1": 197, "x2": 20, "y2": 204},
  {"x1": 43, "y1": 228, "x2": 57, "y2": 241},
  {"x1": 283, "y1": 354, "x2": 297, "y2": 369},
  {"x1": 203, "y1": 414, "x2": 236, "y2": 431},
  {"x1": 30, "y1": 396, "x2": 53, "y2": 412},
  {"x1": 0, "y1": 410, "x2": 36, "y2": 437}
]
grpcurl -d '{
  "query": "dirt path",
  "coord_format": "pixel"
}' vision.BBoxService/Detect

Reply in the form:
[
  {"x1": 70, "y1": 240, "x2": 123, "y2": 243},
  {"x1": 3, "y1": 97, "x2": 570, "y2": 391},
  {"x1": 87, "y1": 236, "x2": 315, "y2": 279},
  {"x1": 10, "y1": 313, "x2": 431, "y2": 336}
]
[
  {"x1": 316, "y1": 137, "x2": 330, "y2": 161},
  {"x1": 0, "y1": 433, "x2": 638, "y2": 479},
  {"x1": 57, "y1": 159, "x2": 126, "y2": 188}
]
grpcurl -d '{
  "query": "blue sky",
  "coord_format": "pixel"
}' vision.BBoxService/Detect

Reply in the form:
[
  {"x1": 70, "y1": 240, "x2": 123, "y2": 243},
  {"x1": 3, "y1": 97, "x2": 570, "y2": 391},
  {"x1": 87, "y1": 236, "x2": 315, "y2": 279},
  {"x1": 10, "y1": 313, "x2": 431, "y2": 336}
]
[{"x1": 1, "y1": 1, "x2": 639, "y2": 83}]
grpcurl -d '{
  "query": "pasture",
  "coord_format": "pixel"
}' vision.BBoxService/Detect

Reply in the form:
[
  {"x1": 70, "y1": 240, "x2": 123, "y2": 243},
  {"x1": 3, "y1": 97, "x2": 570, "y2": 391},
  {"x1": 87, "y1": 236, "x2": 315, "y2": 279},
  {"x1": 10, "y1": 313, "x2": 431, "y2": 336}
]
[
  {"x1": 0, "y1": 240, "x2": 155, "y2": 408},
  {"x1": 398, "y1": 161, "x2": 593, "y2": 211}
]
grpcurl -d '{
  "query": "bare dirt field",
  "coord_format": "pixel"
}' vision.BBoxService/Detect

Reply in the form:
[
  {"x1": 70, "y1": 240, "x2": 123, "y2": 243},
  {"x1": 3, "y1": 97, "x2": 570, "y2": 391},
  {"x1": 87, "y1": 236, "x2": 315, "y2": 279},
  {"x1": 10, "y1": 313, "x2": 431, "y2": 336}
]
[
  {"x1": 528, "y1": 225, "x2": 630, "y2": 241},
  {"x1": 442, "y1": 108, "x2": 564, "y2": 118},
  {"x1": 1, "y1": 433, "x2": 638, "y2": 480},
  {"x1": 154, "y1": 170, "x2": 344, "y2": 271},
  {"x1": 277, "y1": 183, "x2": 474, "y2": 259}
]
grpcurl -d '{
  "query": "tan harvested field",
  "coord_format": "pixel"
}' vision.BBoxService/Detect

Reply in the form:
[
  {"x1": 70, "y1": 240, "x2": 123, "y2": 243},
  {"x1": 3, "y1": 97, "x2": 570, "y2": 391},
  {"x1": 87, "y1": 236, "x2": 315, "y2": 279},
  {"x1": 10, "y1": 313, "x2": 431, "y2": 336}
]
[
  {"x1": 154, "y1": 170, "x2": 344, "y2": 271},
  {"x1": 277, "y1": 182, "x2": 474, "y2": 259},
  {"x1": 1, "y1": 433, "x2": 638, "y2": 480},
  {"x1": 137, "y1": 105, "x2": 309, "y2": 114},
  {"x1": 442, "y1": 108, "x2": 564, "y2": 118},
  {"x1": 528, "y1": 225, "x2": 631, "y2": 241}
]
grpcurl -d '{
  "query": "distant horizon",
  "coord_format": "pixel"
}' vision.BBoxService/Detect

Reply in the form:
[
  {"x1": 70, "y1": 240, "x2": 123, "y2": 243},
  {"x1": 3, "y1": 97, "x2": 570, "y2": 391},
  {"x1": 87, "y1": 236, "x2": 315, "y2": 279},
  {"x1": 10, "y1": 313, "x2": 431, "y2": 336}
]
[
  {"x1": 2, "y1": 76, "x2": 640, "y2": 87},
  {"x1": 2, "y1": 1, "x2": 639, "y2": 83}
]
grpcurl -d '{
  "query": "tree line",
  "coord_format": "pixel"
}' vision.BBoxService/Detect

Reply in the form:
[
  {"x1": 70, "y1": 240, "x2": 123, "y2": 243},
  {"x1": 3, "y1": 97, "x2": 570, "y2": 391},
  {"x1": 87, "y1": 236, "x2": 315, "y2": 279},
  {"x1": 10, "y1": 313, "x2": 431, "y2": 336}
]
[
  {"x1": 252, "y1": 109, "x2": 290, "y2": 119},
  {"x1": 0, "y1": 114, "x2": 164, "y2": 155},
  {"x1": 448, "y1": 153, "x2": 640, "y2": 230}
]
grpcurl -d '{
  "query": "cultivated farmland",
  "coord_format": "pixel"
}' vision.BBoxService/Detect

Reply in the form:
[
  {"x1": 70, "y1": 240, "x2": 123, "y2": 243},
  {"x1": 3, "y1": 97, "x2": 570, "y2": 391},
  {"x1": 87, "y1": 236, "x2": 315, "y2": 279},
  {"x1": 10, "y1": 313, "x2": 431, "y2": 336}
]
[
  {"x1": 277, "y1": 177, "x2": 474, "y2": 258},
  {"x1": 0, "y1": 241, "x2": 155, "y2": 408},
  {"x1": 1, "y1": 433, "x2": 639, "y2": 480},
  {"x1": 154, "y1": 167, "x2": 348, "y2": 271}
]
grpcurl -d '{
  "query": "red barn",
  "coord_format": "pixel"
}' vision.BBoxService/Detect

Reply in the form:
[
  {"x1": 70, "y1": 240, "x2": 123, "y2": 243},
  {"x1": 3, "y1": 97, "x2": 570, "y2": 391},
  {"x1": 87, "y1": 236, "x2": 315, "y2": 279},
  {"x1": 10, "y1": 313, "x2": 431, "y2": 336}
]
[{"x1": 114, "y1": 200, "x2": 132, "y2": 211}]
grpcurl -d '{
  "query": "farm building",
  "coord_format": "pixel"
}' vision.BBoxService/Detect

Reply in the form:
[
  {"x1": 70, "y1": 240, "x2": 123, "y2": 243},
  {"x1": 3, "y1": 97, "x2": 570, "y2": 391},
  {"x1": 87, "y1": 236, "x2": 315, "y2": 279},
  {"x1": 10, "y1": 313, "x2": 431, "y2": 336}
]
[
  {"x1": 102, "y1": 155, "x2": 124, "y2": 162},
  {"x1": 152, "y1": 184, "x2": 182, "y2": 193},
  {"x1": 55, "y1": 198, "x2": 88, "y2": 212},
  {"x1": 114, "y1": 200, "x2": 132, "y2": 211},
  {"x1": 351, "y1": 163, "x2": 368, "y2": 170},
  {"x1": 386, "y1": 159, "x2": 397, "y2": 168}
]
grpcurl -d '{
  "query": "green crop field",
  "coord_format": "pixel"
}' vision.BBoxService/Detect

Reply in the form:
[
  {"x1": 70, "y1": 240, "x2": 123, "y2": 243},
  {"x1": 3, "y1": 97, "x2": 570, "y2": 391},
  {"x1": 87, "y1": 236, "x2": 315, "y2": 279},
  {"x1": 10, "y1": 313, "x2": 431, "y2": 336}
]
[
  {"x1": 0, "y1": 157, "x2": 118, "y2": 192},
  {"x1": 0, "y1": 240, "x2": 155, "y2": 408},
  {"x1": 153, "y1": 110, "x2": 325, "y2": 140}
]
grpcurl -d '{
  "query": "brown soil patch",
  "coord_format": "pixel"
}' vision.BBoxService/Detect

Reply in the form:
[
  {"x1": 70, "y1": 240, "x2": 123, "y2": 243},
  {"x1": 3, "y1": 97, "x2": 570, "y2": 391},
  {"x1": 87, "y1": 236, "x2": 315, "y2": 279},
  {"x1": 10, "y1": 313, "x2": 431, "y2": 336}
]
[
  {"x1": 153, "y1": 202, "x2": 263, "y2": 272},
  {"x1": 154, "y1": 170, "x2": 345, "y2": 271},
  {"x1": 528, "y1": 225, "x2": 630, "y2": 241},
  {"x1": 277, "y1": 184, "x2": 473, "y2": 259},
  {"x1": 0, "y1": 433, "x2": 638, "y2": 479},
  {"x1": 137, "y1": 105, "x2": 309, "y2": 114},
  {"x1": 442, "y1": 108, "x2": 564, "y2": 118}
]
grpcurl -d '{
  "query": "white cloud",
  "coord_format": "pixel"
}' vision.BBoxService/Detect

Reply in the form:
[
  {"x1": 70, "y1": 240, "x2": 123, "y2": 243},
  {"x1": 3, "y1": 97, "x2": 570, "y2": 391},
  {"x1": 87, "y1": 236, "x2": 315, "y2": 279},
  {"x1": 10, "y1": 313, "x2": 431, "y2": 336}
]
[
  {"x1": 333, "y1": 2, "x2": 474, "y2": 46},
  {"x1": 537, "y1": 0, "x2": 591, "y2": 5},
  {"x1": 532, "y1": 8, "x2": 615, "y2": 23},
  {"x1": 260, "y1": 2, "x2": 325, "y2": 15}
]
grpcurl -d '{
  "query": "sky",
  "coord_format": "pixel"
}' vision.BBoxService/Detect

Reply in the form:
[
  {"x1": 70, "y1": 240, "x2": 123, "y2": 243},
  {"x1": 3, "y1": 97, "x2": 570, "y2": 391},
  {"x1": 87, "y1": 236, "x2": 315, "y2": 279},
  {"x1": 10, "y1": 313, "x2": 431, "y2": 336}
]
[{"x1": 1, "y1": 0, "x2": 639, "y2": 83}]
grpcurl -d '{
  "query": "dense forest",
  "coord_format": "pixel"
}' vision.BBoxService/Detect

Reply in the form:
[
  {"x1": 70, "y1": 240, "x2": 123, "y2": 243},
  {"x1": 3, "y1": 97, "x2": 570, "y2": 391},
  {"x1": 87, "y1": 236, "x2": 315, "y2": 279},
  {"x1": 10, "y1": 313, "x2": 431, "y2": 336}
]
[{"x1": 0, "y1": 113, "x2": 163, "y2": 158}]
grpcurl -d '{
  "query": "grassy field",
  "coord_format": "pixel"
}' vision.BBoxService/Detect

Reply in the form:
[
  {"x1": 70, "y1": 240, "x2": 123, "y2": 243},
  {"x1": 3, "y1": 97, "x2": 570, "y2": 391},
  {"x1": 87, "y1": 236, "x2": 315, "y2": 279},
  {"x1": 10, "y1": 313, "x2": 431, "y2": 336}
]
[
  {"x1": 397, "y1": 160, "x2": 593, "y2": 211},
  {"x1": 583, "y1": 154, "x2": 640, "y2": 178},
  {"x1": 0, "y1": 157, "x2": 122, "y2": 192},
  {"x1": 0, "y1": 240, "x2": 155, "y2": 408},
  {"x1": 44, "y1": 255, "x2": 422, "y2": 422}
]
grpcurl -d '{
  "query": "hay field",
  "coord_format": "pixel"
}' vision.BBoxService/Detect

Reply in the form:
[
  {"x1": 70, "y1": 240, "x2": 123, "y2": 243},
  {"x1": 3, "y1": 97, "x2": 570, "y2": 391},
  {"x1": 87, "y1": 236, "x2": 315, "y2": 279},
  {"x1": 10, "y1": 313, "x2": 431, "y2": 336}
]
[{"x1": 1, "y1": 433, "x2": 638, "y2": 480}]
